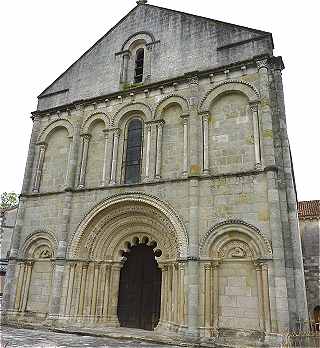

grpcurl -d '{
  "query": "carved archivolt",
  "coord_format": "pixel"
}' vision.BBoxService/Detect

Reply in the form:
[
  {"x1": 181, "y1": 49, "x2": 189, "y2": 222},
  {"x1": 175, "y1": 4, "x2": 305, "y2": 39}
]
[
  {"x1": 20, "y1": 230, "x2": 58, "y2": 259},
  {"x1": 154, "y1": 94, "x2": 189, "y2": 119},
  {"x1": 67, "y1": 192, "x2": 188, "y2": 260},
  {"x1": 81, "y1": 112, "x2": 110, "y2": 134},
  {"x1": 200, "y1": 219, "x2": 272, "y2": 258},
  {"x1": 121, "y1": 31, "x2": 156, "y2": 51},
  {"x1": 111, "y1": 102, "x2": 153, "y2": 127},
  {"x1": 37, "y1": 118, "x2": 74, "y2": 143},
  {"x1": 199, "y1": 80, "x2": 260, "y2": 113}
]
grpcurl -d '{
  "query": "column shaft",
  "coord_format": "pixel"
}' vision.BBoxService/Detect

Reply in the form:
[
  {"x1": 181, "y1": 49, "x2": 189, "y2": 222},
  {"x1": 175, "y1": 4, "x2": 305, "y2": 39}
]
[
  {"x1": 20, "y1": 261, "x2": 33, "y2": 311},
  {"x1": 65, "y1": 262, "x2": 76, "y2": 316},
  {"x1": 33, "y1": 143, "x2": 46, "y2": 192},
  {"x1": 102, "y1": 264, "x2": 111, "y2": 321},
  {"x1": 256, "y1": 264, "x2": 265, "y2": 330},
  {"x1": 144, "y1": 123, "x2": 152, "y2": 180},
  {"x1": 262, "y1": 264, "x2": 271, "y2": 332},
  {"x1": 77, "y1": 263, "x2": 88, "y2": 316},
  {"x1": 101, "y1": 131, "x2": 111, "y2": 186},
  {"x1": 155, "y1": 121, "x2": 164, "y2": 179},
  {"x1": 181, "y1": 115, "x2": 189, "y2": 176},
  {"x1": 249, "y1": 102, "x2": 262, "y2": 167},
  {"x1": 14, "y1": 262, "x2": 25, "y2": 311},
  {"x1": 110, "y1": 129, "x2": 120, "y2": 184},
  {"x1": 212, "y1": 265, "x2": 219, "y2": 332},
  {"x1": 78, "y1": 135, "x2": 90, "y2": 188},
  {"x1": 202, "y1": 114, "x2": 209, "y2": 175},
  {"x1": 90, "y1": 263, "x2": 100, "y2": 318},
  {"x1": 108, "y1": 264, "x2": 122, "y2": 326}
]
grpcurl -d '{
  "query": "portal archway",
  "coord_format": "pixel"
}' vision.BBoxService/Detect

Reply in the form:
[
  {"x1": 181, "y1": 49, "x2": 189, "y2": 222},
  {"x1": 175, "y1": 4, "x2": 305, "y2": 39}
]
[{"x1": 66, "y1": 192, "x2": 188, "y2": 332}]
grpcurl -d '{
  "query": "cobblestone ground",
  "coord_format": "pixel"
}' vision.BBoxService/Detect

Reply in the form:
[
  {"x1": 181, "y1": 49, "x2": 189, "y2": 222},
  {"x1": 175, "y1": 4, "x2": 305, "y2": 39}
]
[{"x1": 0, "y1": 326, "x2": 181, "y2": 348}]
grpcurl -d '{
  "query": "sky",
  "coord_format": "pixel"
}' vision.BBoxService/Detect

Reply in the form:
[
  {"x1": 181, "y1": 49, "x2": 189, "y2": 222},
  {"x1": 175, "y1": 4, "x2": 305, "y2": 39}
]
[{"x1": 0, "y1": 0, "x2": 319, "y2": 201}]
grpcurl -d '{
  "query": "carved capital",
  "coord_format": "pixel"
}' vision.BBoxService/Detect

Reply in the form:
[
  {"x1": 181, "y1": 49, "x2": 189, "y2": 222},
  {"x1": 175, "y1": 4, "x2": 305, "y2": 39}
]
[
  {"x1": 112, "y1": 128, "x2": 121, "y2": 138},
  {"x1": 81, "y1": 133, "x2": 91, "y2": 142},
  {"x1": 256, "y1": 58, "x2": 270, "y2": 71},
  {"x1": 249, "y1": 101, "x2": 260, "y2": 113},
  {"x1": 204, "y1": 263, "x2": 212, "y2": 271},
  {"x1": 156, "y1": 120, "x2": 165, "y2": 128},
  {"x1": 201, "y1": 112, "x2": 209, "y2": 122},
  {"x1": 25, "y1": 260, "x2": 34, "y2": 267},
  {"x1": 180, "y1": 113, "x2": 190, "y2": 119},
  {"x1": 82, "y1": 262, "x2": 89, "y2": 269},
  {"x1": 39, "y1": 143, "x2": 47, "y2": 152}
]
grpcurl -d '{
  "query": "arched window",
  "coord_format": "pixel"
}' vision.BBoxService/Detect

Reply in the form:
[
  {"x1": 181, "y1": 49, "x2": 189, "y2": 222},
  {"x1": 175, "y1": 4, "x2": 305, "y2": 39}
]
[
  {"x1": 124, "y1": 119, "x2": 143, "y2": 184},
  {"x1": 134, "y1": 48, "x2": 144, "y2": 83}
]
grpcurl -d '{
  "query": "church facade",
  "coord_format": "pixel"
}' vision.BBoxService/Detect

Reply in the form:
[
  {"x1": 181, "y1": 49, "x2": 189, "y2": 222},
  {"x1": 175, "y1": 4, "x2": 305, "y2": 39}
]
[{"x1": 3, "y1": 1, "x2": 309, "y2": 345}]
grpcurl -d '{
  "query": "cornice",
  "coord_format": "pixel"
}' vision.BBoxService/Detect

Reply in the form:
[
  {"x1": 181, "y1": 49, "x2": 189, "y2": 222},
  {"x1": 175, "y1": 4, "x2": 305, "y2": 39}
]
[
  {"x1": 20, "y1": 165, "x2": 278, "y2": 199},
  {"x1": 32, "y1": 57, "x2": 265, "y2": 117}
]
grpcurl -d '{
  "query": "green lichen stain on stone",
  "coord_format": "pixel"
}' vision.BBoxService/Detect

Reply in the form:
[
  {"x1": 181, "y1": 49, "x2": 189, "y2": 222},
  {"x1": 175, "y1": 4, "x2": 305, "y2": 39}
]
[
  {"x1": 208, "y1": 115, "x2": 215, "y2": 124},
  {"x1": 242, "y1": 74, "x2": 258, "y2": 83},
  {"x1": 246, "y1": 135, "x2": 255, "y2": 145},
  {"x1": 258, "y1": 209, "x2": 269, "y2": 222},
  {"x1": 211, "y1": 177, "x2": 227, "y2": 191},
  {"x1": 122, "y1": 82, "x2": 143, "y2": 91},
  {"x1": 215, "y1": 205, "x2": 233, "y2": 218},
  {"x1": 236, "y1": 193, "x2": 251, "y2": 204},
  {"x1": 190, "y1": 164, "x2": 200, "y2": 175},
  {"x1": 263, "y1": 129, "x2": 273, "y2": 139},
  {"x1": 260, "y1": 98, "x2": 270, "y2": 108}
]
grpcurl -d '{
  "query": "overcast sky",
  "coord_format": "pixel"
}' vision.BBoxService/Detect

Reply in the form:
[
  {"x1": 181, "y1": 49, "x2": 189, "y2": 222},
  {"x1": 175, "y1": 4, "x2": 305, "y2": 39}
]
[{"x1": 0, "y1": 0, "x2": 319, "y2": 201}]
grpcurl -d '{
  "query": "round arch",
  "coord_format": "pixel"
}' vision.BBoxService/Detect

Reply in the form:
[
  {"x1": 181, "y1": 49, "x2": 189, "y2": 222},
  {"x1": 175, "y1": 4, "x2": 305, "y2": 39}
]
[
  {"x1": 81, "y1": 112, "x2": 110, "y2": 134},
  {"x1": 112, "y1": 102, "x2": 152, "y2": 128},
  {"x1": 200, "y1": 220, "x2": 272, "y2": 258},
  {"x1": 154, "y1": 95, "x2": 189, "y2": 120},
  {"x1": 121, "y1": 31, "x2": 155, "y2": 51},
  {"x1": 67, "y1": 192, "x2": 188, "y2": 260},
  {"x1": 199, "y1": 80, "x2": 260, "y2": 114},
  {"x1": 37, "y1": 119, "x2": 74, "y2": 143},
  {"x1": 20, "y1": 230, "x2": 58, "y2": 259}
]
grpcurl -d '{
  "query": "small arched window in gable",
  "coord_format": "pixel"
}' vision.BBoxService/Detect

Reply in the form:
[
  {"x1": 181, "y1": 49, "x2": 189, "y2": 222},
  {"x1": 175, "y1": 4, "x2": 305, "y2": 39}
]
[
  {"x1": 134, "y1": 48, "x2": 144, "y2": 83},
  {"x1": 124, "y1": 119, "x2": 143, "y2": 184}
]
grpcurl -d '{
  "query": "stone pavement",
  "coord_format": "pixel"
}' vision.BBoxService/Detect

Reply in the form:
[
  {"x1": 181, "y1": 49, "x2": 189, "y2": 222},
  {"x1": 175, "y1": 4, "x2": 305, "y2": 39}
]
[{"x1": 0, "y1": 326, "x2": 184, "y2": 348}]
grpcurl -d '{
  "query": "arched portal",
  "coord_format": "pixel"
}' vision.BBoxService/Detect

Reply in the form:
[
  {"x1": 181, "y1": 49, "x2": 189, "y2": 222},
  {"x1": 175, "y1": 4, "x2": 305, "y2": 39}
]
[
  {"x1": 66, "y1": 192, "x2": 188, "y2": 332},
  {"x1": 118, "y1": 241, "x2": 161, "y2": 330}
]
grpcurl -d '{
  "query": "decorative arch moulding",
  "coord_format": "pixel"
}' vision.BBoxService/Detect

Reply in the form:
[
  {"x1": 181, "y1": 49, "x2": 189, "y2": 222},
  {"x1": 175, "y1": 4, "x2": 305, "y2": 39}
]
[
  {"x1": 154, "y1": 94, "x2": 190, "y2": 120},
  {"x1": 20, "y1": 230, "x2": 58, "y2": 259},
  {"x1": 67, "y1": 192, "x2": 189, "y2": 260},
  {"x1": 81, "y1": 112, "x2": 111, "y2": 134},
  {"x1": 111, "y1": 102, "x2": 153, "y2": 127},
  {"x1": 37, "y1": 118, "x2": 74, "y2": 143},
  {"x1": 200, "y1": 219, "x2": 273, "y2": 259},
  {"x1": 199, "y1": 79, "x2": 261, "y2": 113}
]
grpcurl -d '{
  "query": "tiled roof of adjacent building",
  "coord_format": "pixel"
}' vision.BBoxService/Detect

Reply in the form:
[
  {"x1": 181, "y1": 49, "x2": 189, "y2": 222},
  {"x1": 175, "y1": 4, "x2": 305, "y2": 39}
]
[{"x1": 298, "y1": 200, "x2": 320, "y2": 219}]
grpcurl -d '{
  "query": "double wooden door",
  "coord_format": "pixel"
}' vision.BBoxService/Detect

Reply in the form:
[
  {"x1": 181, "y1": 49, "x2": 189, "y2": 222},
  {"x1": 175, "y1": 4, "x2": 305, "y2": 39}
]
[{"x1": 117, "y1": 244, "x2": 161, "y2": 330}]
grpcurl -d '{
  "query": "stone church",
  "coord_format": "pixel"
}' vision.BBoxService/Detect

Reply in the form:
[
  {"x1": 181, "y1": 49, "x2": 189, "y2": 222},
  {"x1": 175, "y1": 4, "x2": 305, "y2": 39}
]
[{"x1": 3, "y1": 0, "x2": 310, "y2": 346}]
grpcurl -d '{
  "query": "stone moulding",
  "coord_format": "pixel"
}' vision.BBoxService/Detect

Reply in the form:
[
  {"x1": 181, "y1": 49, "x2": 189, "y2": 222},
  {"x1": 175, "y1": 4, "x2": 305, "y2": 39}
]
[
  {"x1": 20, "y1": 230, "x2": 58, "y2": 259},
  {"x1": 154, "y1": 94, "x2": 190, "y2": 119},
  {"x1": 199, "y1": 79, "x2": 261, "y2": 113},
  {"x1": 121, "y1": 31, "x2": 156, "y2": 52},
  {"x1": 200, "y1": 219, "x2": 273, "y2": 258},
  {"x1": 67, "y1": 191, "x2": 189, "y2": 259},
  {"x1": 111, "y1": 102, "x2": 153, "y2": 127},
  {"x1": 37, "y1": 118, "x2": 74, "y2": 143},
  {"x1": 81, "y1": 112, "x2": 111, "y2": 134}
]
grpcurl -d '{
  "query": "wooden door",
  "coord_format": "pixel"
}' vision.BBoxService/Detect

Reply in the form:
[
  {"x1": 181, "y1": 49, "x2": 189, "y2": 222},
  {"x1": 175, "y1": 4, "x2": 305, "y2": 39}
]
[{"x1": 117, "y1": 244, "x2": 161, "y2": 330}]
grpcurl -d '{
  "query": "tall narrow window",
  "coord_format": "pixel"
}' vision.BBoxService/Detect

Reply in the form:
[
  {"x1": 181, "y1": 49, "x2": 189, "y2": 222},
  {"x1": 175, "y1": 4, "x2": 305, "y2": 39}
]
[
  {"x1": 134, "y1": 48, "x2": 144, "y2": 83},
  {"x1": 124, "y1": 119, "x2": 143, "y2": 184}
]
